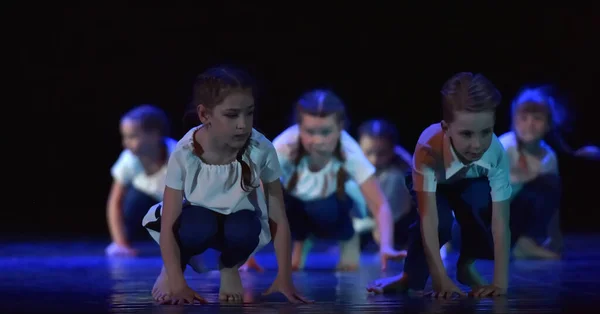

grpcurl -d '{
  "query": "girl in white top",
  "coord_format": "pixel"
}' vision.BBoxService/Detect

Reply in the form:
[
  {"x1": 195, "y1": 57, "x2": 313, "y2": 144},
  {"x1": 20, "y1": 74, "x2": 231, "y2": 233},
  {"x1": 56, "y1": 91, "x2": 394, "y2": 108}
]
[
  {"x1": 499, "y1": 86, "x2": 567, "y2": 258},
  {"x1": 106, "y1": 104, "x2": 176, "y2": 257},
  {"x1": 142, "y1": 66, "x2": 309, "y2": 305},
  {"x1": 254, "y1": 90, "x2": 404, "y2": 272}
]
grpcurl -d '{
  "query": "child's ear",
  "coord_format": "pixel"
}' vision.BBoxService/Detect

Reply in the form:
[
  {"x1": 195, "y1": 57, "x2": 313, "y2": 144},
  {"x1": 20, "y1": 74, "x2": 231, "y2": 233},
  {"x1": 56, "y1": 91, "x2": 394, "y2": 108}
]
[
  {"x1": 441, "y1": 120, "x2": 449, "y2": 133},
  {"x1": 197, "y1": 104, "x2": 211, "y2": 124}
]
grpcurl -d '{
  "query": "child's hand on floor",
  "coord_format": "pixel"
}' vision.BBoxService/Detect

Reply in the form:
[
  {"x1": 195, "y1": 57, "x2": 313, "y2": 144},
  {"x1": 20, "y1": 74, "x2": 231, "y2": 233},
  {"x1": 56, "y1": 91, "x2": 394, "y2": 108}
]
[
  {"x1": 263, "y1": 275, "x2": 314, "y2": 304},
  {"x1": 105, "y1": 242, "x2": 138, "y2": 257},
  {"x1": 469, "y1": 284, "x2": 507, "y2": 298}
]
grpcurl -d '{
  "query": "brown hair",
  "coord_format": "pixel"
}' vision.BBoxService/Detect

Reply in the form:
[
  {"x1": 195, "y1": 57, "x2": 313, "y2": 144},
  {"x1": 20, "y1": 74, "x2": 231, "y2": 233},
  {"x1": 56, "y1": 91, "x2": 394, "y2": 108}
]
[
  {"x1": 441, "y1": 72, "x2": 502, "y2": 122},
  {"x1": 122, "y1": 104, "x2": 170, "y2": 137},
  {"x1": 358, "y1": 119, "x2": 411, "y2": 172},
  {"x1": 286, "y1": 89, "x2": 348, "y2": 199},
  {"x1": 190, "y1": 65, "x2": 258, "y2": 192}
]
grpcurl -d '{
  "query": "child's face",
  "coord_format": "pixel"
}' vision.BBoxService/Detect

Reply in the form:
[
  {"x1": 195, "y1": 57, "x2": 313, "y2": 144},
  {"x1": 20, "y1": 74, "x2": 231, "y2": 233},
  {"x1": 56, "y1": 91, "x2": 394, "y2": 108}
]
[
  {"x1": 120, "y1": 119, "x2": 159, "y2": 156},
  {"x1": 360, "y1": 135, "x2": 395, "y2": 169},
  {"x1": 443, "y1": 111, "x2": 495, "y2": 163},
  {"x1": 200, "y1": 90, "x2": 254, "y2": 149},
  {"x1": 514, "y1": 110, "x2": 549, "y2": 144},
  {"x1": 299, "y1": 113, "x2": 342, "y2": 158}
]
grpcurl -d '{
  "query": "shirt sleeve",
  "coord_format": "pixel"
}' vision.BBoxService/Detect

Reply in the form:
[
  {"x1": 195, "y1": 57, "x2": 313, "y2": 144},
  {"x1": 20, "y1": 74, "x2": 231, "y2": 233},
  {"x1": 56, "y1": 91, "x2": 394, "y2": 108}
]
[
  {"x1": 164, "y1": 150, "x2": 186, "y2": 190},
  {"x1": 411, "y1": 143, "x2": 438, "y2": 193},
  {"x1": 344, "y1": 151, "x2": 376, "y2": 185},
  {"x1": 110, "y1": 150, "x2": 137, "y2": 185},
  {"x1": 260, "y1": 142, "x2": 283, "y2": 183},
  {"x1": 487, "y1": 147, "x2": 513, "y2": 202}
]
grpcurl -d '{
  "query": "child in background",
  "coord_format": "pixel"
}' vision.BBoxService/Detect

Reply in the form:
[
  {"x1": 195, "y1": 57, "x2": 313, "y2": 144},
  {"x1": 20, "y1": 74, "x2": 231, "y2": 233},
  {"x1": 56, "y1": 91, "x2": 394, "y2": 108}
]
[
  {"x1": 106, "y1": 105, "x2": 177, "y2": 257},
  {"x1": 368, "y1": 72, "x2": 516, "y2": 297},
  {"x1": 355, "y1": 119, "x2": 415, "y2": 250},
  {"x1": 270, "y1": 90, "x2": 405, "y2": 271},
  {"x1": 143, "y1": 66, "x2": 309, "y2": 304},
  {"x1": 498, "y1": 87, "x2": 566, "y2": 257}
]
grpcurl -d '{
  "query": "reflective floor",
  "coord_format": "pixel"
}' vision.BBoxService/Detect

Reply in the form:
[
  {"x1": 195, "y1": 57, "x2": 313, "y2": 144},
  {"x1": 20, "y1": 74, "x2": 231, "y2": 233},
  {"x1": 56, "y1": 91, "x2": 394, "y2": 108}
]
[{"x1": 1, "y1": 235, "x2": 598, "y2": 313}]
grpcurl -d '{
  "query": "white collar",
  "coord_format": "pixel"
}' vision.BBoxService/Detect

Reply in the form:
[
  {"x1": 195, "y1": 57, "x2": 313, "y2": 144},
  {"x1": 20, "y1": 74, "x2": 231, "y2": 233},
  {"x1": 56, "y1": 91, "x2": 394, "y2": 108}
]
[{"x1": 442, "y1": 133, "x2": 492, "y2": 178}]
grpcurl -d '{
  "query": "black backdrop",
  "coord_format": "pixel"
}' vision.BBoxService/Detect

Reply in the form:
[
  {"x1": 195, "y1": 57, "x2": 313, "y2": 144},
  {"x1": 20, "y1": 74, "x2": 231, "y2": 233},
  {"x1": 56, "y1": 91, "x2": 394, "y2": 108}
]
[{"x1": 13, "y1": 6, "x2": 599, "y2": 238}]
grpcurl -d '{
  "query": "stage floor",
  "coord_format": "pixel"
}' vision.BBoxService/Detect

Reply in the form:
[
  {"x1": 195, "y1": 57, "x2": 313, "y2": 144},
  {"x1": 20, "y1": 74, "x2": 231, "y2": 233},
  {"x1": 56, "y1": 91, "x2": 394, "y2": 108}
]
[{"x1": 1, "y1": 234, "x2": 598, "y2": 313}]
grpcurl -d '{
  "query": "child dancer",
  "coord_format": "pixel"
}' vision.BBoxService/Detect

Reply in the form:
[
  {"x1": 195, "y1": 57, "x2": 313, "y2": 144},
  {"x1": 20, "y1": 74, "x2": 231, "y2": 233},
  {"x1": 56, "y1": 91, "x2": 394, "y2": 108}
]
[
  {"x1": 368, "y1": 72, "x2": 514, "y2": 297},
  {"x1": 142, "y1": 66, "x2": 309, "y2": 304},
  {"x1": 269, "y1": 89, "x2": 404, "y2": 271},
  {"x1": 355, "y1": 119, "x2": 415, "y2": 249},
  {"x1": 498, "y1": 87, "x2": 565, "y2": 257},
  {"x1": 106, "y1": 105, "x2": 176, "y2": 257}
]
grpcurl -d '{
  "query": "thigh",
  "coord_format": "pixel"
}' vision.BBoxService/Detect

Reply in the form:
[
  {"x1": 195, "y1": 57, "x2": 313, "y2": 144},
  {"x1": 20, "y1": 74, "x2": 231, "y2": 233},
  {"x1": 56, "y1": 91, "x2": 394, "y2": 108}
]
[
  {"x1": 222, "y1": 210, "x2": 262, "y2": 243},
  {"x1": 175, "y1": 205, "x2": 220, "y2": 250}
]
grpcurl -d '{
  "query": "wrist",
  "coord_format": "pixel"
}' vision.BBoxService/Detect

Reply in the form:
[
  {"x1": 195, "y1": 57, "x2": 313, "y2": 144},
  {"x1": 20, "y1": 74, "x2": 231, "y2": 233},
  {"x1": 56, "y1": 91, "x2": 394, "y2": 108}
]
[
  {"x1": 114, "y1": 239, "x2": 130, "y2": 247},
  {"x1": 493, "y1": 279, "x2": 508, "y2": 289}
]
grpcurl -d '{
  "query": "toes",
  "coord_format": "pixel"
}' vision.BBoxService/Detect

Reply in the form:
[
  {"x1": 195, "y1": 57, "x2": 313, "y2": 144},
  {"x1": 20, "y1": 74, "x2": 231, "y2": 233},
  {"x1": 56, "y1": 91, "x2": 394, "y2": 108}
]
[{"x1": 219, "y1": 293, "x2": 244, "y2": 302}]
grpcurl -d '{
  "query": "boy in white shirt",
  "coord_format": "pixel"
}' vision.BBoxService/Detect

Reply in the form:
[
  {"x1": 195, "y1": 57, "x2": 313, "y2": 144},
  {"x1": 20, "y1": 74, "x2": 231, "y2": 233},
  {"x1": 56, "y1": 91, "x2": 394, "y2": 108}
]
[{"x1": 368, "y1": 72, "x2": 513, "y2": 298}]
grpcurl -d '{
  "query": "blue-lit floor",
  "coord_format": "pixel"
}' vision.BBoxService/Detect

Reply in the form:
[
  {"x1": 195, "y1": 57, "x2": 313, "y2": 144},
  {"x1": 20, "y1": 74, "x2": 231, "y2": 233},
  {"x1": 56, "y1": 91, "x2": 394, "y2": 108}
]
[{"x1": 1, "y1": 235, "x2": 598, "y2": 313}]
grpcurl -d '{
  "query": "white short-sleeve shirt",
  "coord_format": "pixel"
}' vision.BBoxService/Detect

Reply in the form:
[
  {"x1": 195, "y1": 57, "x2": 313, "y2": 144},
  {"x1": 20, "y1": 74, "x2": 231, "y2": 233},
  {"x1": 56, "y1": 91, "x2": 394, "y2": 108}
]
[
  {"x1": 159, "y1": 126, "x2": 282, "y2": 255},
  {"x1": 499, "y1": 131, "x2": 558, "y2": 196},
  {"x1": 111, "y1": 137, "x2": 178, "y2": 201},
  {"x1": 273, "y1": 124, "x2": 376, "y2": 203},
  {"x1": 412, "y1": 123, "x2": 512, "y2": 203}
]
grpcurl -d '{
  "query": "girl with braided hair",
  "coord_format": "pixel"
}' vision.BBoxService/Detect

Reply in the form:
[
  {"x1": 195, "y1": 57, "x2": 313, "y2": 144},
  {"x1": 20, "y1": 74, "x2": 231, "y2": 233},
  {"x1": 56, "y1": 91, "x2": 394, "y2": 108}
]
[
  {"x1": 142, "y1": 66, "x2": 309, "y2": 305},
  {"x1": 247, "y1": 89, "x2": 405, "y2": 272}
]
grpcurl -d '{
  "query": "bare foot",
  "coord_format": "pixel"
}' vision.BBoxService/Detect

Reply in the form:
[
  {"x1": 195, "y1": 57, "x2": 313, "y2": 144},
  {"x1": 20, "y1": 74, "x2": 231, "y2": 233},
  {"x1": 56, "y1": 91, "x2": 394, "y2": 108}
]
[
  {"x1": 219, "y1": 267, "x2": 244, "y2": 303},
  {"x1": 366, "y1": 273, "x2": 408, "y2": 294},
  {"x1": 152, "y1": 266, "x2": 171, "y2": 302},
  {"x1": 337, "y1": 234, "x2": 360, "y2": 271},
  {"x1": 456, "y1": 258, "x2": 487, "y2": 288},
  {"x1": 239, "y1": 256, "x2": 264, "y2": 272},
  {"x1": 513, "y1": 237, "x2": 561, "y2": 260}
]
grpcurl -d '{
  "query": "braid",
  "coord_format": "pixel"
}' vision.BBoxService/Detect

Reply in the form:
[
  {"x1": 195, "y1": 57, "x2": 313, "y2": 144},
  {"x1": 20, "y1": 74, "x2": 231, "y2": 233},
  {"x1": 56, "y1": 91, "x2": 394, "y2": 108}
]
[
  {"x1": 333, "y1": 139, "x2": 348, "y2": 200},
  {"x1": 237, "y1": 136, "x2": 259, "y2": 192}
]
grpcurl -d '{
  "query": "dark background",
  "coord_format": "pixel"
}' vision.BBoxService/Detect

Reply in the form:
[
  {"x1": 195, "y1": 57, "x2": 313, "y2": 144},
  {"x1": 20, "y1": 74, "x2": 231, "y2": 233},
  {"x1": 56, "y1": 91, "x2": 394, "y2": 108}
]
[{"x1": 14, "y1": 6, "x2": 600, "y2": 239}]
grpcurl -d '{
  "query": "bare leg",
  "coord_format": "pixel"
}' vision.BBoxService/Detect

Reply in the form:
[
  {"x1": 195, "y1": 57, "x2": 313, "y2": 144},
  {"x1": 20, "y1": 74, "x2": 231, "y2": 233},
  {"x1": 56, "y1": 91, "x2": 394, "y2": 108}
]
[
  {"x1": 337, "y1": 233, "x2": 360, "y2": 271},
  {"x1": 455, "y1": 256, "x2": 487, "y2": 288},
  {"x1": 152, "y1": 266, "x2": 172, "y2": 302},
  {"x1": 219, "y1": 266, "x2": 244, "y2": 303},
  {"x1": 292, "y1": 241, "x2": 304, "y2": 271}
]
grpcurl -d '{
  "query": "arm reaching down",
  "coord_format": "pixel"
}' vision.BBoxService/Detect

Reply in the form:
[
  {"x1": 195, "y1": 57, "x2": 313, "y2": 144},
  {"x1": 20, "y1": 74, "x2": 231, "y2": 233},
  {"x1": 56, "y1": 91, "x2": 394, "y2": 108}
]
[{"x1": 262, "y1": 179, "x2": 312, "y2": 303}]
